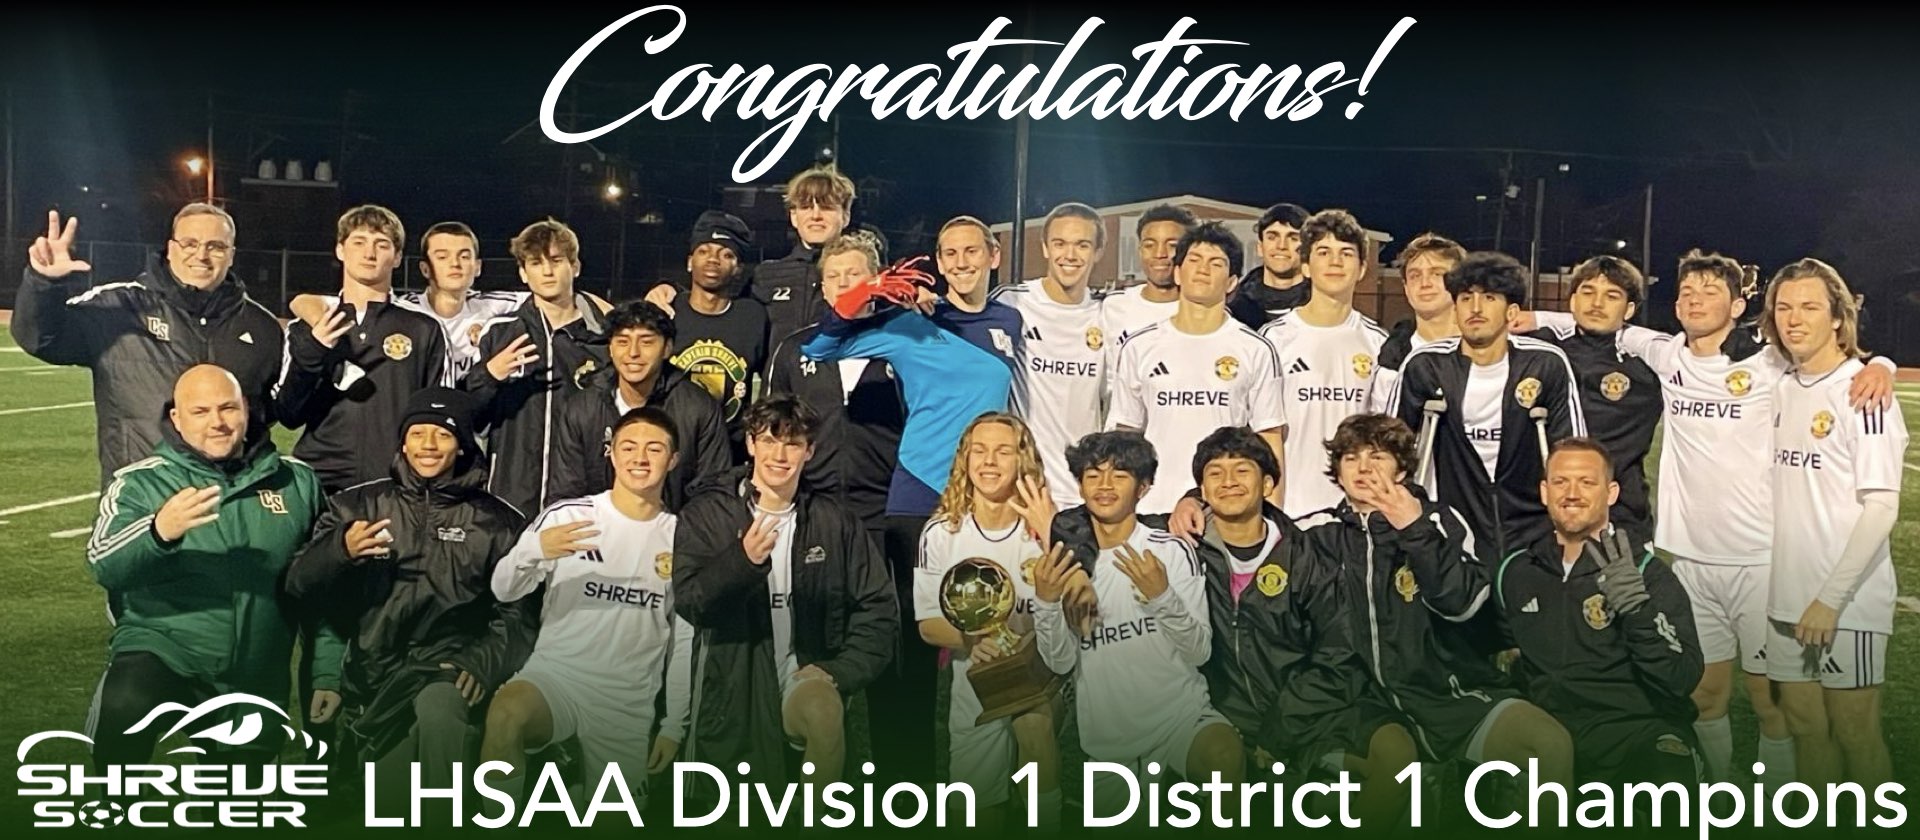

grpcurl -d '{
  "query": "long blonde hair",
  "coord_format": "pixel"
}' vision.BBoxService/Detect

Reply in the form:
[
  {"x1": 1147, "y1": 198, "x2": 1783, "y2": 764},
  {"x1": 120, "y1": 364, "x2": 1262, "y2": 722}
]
[
  {"x1": 933, "y1": 413, "x2": 1045, "y2": 532},
  {"x1": 1761, "y1": 258, "x2": 1865, "y2": 361}
]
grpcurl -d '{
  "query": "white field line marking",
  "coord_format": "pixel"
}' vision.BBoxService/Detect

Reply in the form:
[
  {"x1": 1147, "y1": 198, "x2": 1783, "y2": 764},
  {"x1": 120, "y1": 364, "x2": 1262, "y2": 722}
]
[
  {"x1": 0, "y1": 492, "x2": 99, "y2": 517},
  {"x1": 1906, "y1": 463, "x2": 1920, "y2": 474},
  {"x1": 1900, "y1": 596, "x2": 1920, "y2": 615},
  {"x1": 0, "y1": 401, "x2": 92, "y2": 417},
  {"x1": 49, "y1": 527, "x2": 91, "y2": 539},
  {"x1": 24, "y1": 371, "x2": 61, "y2": 377},
  {"x1": 0, "y1": 365, "x2": 72, "y2": 373}
]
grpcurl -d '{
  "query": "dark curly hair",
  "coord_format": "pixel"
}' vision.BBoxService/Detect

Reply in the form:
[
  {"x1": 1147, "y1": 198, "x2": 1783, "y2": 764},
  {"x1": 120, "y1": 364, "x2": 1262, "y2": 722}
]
[
  {"x1": 1323, "y1": 414, "x2": 1419, "y2": 485},
  {"x1": 606, "y1": 300, "x2": 676, "y2": 343},
  {"x1": 1444, "y1": 251, "x2": 1530, "y2": 308},
  {"x1": 1192, "y1": 425, "x2": 1280, "y2": 487},
  {"x1": 1173, "y1": 222, "x2": 1245, "y2": 279},
  {"x1": 1066, "y1": 430, "x2": 1157, "y2": 486}
]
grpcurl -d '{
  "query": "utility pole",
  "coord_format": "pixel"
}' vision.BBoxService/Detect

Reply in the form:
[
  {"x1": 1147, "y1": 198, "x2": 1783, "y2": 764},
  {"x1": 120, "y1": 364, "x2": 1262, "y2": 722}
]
[
  {"x1": 5, "y1": 86, "x2": 15, "y2": 269},
  {"x1": 1007, "y1": 14, "x2": 1035, "y2": 287},
  {"x1": 1640, "y1": 183, "x2": 1654, "y2": 279},
  {"x1": 1529, "y1": 176, "x2": 1546, "y2": 299},
  {"x1": 205, "y1": 92, "x2": 216, "y2": 202},
  {"x1": 1493, "y1": 150, "x2": 1512, "y2": 252}
]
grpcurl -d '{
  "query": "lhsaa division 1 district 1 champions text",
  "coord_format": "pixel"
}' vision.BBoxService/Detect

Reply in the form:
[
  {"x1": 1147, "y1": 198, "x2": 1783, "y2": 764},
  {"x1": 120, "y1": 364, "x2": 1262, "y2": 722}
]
[{"x1": 358, "y1": 759, "x2": 1910, "y2": 836}]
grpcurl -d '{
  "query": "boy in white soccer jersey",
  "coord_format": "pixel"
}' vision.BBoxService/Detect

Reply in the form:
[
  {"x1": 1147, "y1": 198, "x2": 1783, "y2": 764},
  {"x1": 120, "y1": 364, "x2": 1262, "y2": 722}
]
[
  {"x1": 1762, "y1": 259, "x2": 1906, "y2": 788},
  {"x1": 481, "y1": 407, "x2": 692, "y2": 806},
  {"x1": 1101, "y1": 204, "x2": 1196, "y2": 350},
  {"x1": 1259, "y1": 209, "x2": 1391, "y2": 516},
  {"x1": 991, "y1": 202, "x2": 1110, "y2": 508},
  {"x1": 1033, "y1": 431, "x2": 1242, "y2": 814},
  {"x1": 1109, "y1": 222, "x2": 1286, "y2": 514},
  {"x1": 915, "y1": 413, "x2": 1066, "y2": 827},
  {"x1": 1515, "y1": 250, "x2": 1893, "y2": 783},
  {"x1": 396, "y1": 222, "x2": 525, "y2": 381}
]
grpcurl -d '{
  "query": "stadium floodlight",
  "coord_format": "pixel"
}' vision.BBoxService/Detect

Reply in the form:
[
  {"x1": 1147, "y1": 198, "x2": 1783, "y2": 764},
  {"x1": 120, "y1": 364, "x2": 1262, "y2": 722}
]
[{"x1": 604, "y1": 183, "x2": 624, "y2": 200}]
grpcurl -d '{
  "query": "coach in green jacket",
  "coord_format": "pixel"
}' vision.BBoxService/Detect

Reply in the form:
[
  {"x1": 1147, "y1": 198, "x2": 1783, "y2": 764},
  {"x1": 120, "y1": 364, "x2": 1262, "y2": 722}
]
[{"x1": 85, "y1": 364, "x2": 340, "y2": 768}]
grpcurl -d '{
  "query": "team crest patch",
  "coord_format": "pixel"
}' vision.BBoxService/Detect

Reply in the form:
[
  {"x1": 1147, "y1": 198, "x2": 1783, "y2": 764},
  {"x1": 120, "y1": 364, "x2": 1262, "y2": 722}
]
[
  {"x1": 466, "y1": 322, "x2": 485, "y2": 346},
  {"x1": 1601, "y1": 371, "x2": 1631, "y2": 401},
  {"x1": 436, "y1": 527, "x2": 466, "y2": 543},
  {"x1": 1352, "y1": 353, "x2": 1374, "y2": 379},
  {"x1": 1256, "y1": 564, "x2": 1288, "y2": 597},
  {"x1": 1514, "y1": 377, "x2": 1542, "y2": 409},
  {"x1": 673, "y1": 340, "x2": 751, "y2": 422},
  {"x1": 1726, "y1": 369, "x2": 1752, "y2": 397},
  {"x1": 804, "y1": 546, "x2": 826, "y2": 565},
  {"x1": 1133, "y1": 586, "x2": 1150, "y2": 606},
  {"x1": 1584, "y1": 593, "x2": 1613, "y2": 630},
  {"x1": 573, "y1": 358, "x2": 599, "y2": 388},
  {"x1": 1021, "y1": 556, "x2": 1038, "y2": 586},
  {"x1": 1085, "y1": 326, "x2": 1104, "y2": 351},
  {"x1": 145, "y1": 316, "x2": 171, "y2": 342},
  {"x1": 383, "y1": 333, "x2": 413, "y2": 361},
  {"x1": 1654, "y1": 735, "x2": 1693, "y2": 757},
  {"x1": 1215, "y1": 356, "x2": 1240, "y2": 381},
  {"x1": 655, "y1": 552, "x2": 674, "y2": 579},
  {"x1": 257, "y1": 490, "x2": 286, "y2": 515},
  {"x1": 1394, "y1": 566, "x2": 1418, "y2": 603},
  {"x1": 1811, "y1": 410, "x2": 1835, "y2": 440}
]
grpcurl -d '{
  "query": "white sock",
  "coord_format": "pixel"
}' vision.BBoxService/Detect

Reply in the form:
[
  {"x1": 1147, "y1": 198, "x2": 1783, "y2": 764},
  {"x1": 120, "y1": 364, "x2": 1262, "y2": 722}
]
[
  {"x1": 1693, "y1": 716, "x2": 1733, "y2": 782},
  {"x1": 1758, "y1": 736, "x2": 1796, "y2": 785},
  {"x1": 1036, "y1": 788, "x2": 1063, "y2": 830}
]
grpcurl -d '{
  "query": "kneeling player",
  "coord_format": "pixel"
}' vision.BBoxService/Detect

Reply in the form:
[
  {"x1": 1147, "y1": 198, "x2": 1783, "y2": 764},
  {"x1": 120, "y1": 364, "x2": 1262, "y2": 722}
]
[
  {"x1": 1496, "y1": 438, "x2": 1704, "y2": 785},
  {"x1": 1305, "y1": 414, "x2": 1575, "y2": 785},
  {"x1": 481, "y1": 408, "x2": 693, "y2": 805},
  {"x1": 674, "y1": 397, "x2": 897, "y2": 786},
  {"x1": 915, "y1": 413, "x2": 1063, "y2": 827},
  {"x1": 1033, "y1": 431, "x2": 1242, "y2": 814},
  {"x1": 1173, "y1": 426, "x2": 1417, "y2": 824}
]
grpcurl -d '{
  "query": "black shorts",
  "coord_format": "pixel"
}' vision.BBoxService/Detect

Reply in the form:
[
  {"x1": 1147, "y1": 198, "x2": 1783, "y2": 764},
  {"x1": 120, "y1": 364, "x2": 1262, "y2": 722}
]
[
  {"x1": 1574, "y1": 719, "x2": 1700, "y2": 786},
  {"x1": 1402, "y1": 686, "x2": 1522, "y2": 761}
]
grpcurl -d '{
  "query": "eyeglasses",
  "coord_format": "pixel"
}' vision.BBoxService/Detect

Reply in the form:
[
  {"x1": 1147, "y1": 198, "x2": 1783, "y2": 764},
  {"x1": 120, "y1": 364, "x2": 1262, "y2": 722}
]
[{"x1": 172, "y1": 238, "x2": 233, "y2": 257}]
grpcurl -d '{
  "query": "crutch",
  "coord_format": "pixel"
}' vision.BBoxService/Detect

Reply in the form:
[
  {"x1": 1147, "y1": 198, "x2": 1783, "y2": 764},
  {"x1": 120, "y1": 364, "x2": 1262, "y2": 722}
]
[
  {"x1": 1415, "y1": 397, "x2": 1447, "y2": 491},
  {"x1": 1529, "y1": 406, "x2": 1551, "y2": 471}
]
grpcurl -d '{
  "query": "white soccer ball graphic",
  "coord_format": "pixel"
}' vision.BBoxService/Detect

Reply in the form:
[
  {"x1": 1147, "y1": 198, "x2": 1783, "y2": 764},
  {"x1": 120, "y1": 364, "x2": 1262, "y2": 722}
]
[{"x1": 78, "y1": 800, "x2": 124, "y2": 828}]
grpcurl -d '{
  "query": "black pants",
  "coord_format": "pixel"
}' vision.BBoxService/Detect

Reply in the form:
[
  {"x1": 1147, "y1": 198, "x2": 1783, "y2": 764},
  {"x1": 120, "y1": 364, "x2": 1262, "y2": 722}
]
[
  {"x1": 866, "y1": 515, "x2": 939, "y2": 785},
  {"x1": 90, "y1": 651, "x2": 277, "y2": 770}
]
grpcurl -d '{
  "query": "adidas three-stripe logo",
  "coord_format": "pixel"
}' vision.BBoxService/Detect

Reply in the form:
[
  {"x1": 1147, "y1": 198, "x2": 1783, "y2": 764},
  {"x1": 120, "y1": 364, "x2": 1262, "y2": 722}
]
[
  {"x1": 1287, "y1": 358, "x2": 1311, "y2": 374},
  {"x1": 1668, "y1": 370, "x2": 1684, "y2": 387},
  {"x1": 1024, "y1": 326, "x2": 1043, "y2": 341},
  {"x1": 1149, "y1": 362, "x2": 1171, "y2": 377}
]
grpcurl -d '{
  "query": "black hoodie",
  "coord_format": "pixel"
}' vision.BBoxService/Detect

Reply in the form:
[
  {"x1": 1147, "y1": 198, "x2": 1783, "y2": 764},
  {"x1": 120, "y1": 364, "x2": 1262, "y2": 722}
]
[
  {"x1": 285, "y1": 451, "x2": 534, "y2": 761},
  {"x1": 549, "y1": 365, "x2": 733, "y2": 511},
  {"x1": 12, "y1": 259, "x2": 284, "y2": 486}
]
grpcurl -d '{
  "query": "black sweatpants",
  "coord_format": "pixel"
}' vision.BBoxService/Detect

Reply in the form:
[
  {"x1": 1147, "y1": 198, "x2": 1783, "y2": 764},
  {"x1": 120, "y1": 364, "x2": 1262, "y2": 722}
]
[
  {"x1": 90, "y1": 651, "x2": 278, "y2": 770},
  {"x1": 866, "y1": 515, "x2": 939, "y2": 785}
]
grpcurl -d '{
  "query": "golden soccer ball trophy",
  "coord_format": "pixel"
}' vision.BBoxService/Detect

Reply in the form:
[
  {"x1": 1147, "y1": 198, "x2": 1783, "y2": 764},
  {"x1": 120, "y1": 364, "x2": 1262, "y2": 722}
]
[{"x1": 939, "y1": 557, "x2": 1062, "y2": 724}]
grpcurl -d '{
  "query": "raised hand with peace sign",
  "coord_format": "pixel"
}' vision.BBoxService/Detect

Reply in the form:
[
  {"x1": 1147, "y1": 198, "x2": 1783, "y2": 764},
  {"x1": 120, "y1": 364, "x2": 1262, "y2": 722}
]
[{"x1": 28, "y1": 210, "x2": 93, "y2": 279}]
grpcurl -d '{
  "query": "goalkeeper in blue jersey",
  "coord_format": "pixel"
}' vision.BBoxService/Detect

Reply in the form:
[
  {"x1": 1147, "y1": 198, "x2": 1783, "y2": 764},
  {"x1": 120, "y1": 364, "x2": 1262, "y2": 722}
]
[{"x1": 797, "y1": 229, "x2": 1024, "y2": 784}]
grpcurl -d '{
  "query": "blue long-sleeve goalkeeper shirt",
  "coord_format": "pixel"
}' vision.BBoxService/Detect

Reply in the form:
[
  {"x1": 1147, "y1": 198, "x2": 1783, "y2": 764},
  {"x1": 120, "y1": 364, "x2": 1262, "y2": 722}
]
[{"x1": 800, "y1": 301, "x2": 1020, "y2": 517}]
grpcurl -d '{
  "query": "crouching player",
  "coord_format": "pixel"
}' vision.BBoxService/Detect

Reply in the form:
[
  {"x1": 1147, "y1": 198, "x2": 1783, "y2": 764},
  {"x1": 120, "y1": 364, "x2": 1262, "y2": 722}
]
[
  {"x1": 1032, "y1": 431, "x2": 1242, "y2": 816},
  {"x1": 915, "y1": 413, "x2": 1064, "y2": 828},
  {"x1": 480, "y1": 408, "x2": 694, "y2": 806},
  {"x1": 1170, "y1": 426, "x2": 1418, "y2": 825},
  {"x1": 1495, "y1": 438, "x2": 1704, "y2": 786}
]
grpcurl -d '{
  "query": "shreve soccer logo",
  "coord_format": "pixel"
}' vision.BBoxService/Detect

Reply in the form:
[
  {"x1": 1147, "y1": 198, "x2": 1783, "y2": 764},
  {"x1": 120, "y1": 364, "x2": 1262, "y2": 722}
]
[{"x1": 16, "y1": 693, "x2": 328, "y2": 828}]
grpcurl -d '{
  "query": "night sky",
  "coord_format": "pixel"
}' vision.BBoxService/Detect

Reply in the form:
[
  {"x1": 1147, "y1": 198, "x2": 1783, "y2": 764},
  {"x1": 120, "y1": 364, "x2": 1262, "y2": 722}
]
[{"x1": 8, "y1": 5, "x2": 1920, "y2": 353}]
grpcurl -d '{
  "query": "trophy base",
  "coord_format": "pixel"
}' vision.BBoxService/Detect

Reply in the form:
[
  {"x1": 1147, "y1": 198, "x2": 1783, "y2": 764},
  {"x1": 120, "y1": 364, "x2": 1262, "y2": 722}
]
[{"x1": 968, "y1": 633, "x2": 1064, "y2": 725}]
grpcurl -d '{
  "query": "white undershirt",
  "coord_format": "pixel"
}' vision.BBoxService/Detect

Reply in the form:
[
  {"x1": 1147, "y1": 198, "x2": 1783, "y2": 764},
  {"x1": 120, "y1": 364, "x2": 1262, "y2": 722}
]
[{"x1": 1463, "y1": 357, "x2": 1509, "y2": 482}]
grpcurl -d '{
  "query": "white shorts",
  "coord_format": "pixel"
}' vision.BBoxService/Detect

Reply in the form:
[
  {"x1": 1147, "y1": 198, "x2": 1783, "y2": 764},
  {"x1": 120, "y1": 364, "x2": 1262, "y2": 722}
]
[
  {"x1": 1464, "y1": 698, "x2": 1524, "y2": 763},
  {"x1": 1674, "y1": 561, "x2": 1771, "y2": 675},
  {"x1": 512, "y1": 661, "x2": 654, "y2": 802},
  {"x1": 1089, "y1": 706, "x2": 1230, "y2": 815},
  {"x1": 1765, "y1": 622, "x2": 1888, "y2": 689}
]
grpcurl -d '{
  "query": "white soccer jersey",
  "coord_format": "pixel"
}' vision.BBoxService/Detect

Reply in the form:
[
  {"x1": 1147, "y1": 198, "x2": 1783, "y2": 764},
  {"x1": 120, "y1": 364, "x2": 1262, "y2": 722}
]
[
  {"x1": 395, "y1": 289, "x2": 525, "y2": 382},
  {"x1": 1100, "y1": 286, "x2": 1180, "y2": 360},
  {"x1": 1366, "y1": 331, "x2": 1438, "y2": 413},
  {"x1": 1461, "y1": 358, "x2": 1509, "y2": 483},
  {"x1": 763, "y1": 504, "x2": 802, "y2": 691},
  {"x1": 495, "y1": 493, "x2": 685, "y2": 703},
  {"x1": 993, "y1": 280, "x2": 1108, "y2": 507},
  {"x1": 1108, "y1": 320, "x2": 1286, "y2": 514},
  {"x1": 913, "y1": 514, "x2": 1044, "y2": 711},
  {"x1": 1034, "y1": 524, "x2": 1211, "y2": 763},
  {"x1": 1770, "y1": 358, "x2": 1907, "y2": 634},
  {"x1": 1260, "y1": 309, "x2": 1389, "y2": 516}
]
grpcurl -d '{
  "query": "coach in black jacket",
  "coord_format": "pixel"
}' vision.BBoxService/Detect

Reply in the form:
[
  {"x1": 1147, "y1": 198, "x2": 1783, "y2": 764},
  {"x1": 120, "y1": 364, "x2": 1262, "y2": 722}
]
[
  {"x1": 1495, "y1": 438, "x2": 1703, "y2": 785},
  {"x1": 673, "y1": 398, "x2": 896, "y2": 787},
  {"x1": 551, "y1": 301, "x2": 731, "y2": 510},
  {"x1": 12, "y1": 208, "x2": 282, "y2": 486},
  {"x1": 286, "y1": 388, "x2": 533, "y2": 784},
  {"x1": 1386, "y1": 252, "x2": 1585, "y2": 558}
]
